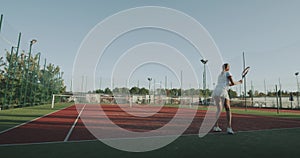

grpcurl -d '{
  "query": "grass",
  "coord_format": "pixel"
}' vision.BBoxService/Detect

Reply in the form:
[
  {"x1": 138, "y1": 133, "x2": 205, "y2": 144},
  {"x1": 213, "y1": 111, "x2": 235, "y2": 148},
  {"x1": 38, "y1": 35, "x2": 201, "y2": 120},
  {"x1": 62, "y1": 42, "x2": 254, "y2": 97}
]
[
  {"x1": 231, "y1": 108, "x2": 300, "y2": 119},
  {"x1": 0, "y1": 102, "x2": 73, "y2": 132}
]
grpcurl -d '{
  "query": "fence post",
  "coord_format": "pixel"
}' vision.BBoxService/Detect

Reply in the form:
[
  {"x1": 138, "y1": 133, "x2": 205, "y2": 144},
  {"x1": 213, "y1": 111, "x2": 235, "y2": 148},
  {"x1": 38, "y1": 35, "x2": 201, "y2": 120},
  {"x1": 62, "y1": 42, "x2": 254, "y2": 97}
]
[
  {"x1": 9, "y1": 32, "x2": 21, "y2": 106},
  {"x1": 0, "y1": 14, "x2": 3, "y2": 33}
]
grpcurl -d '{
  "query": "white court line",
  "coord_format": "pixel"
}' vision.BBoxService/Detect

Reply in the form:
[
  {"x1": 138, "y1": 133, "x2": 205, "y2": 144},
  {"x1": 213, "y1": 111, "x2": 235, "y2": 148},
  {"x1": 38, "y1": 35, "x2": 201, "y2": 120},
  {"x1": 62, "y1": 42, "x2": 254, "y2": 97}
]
[
  {"x1": 64, "y1": 104, "x2": 86, "y2": 142},
  {"x1": 1, "y1": 126, "x2": 300, "y2": 147},
  {"x1": 236, "y1": 126, "x2": 300, "y2": 134},
  {"x1": 0, "y1": 104, "x2": 74, "y2": 135},
  {"x1": 0, "y1": 139, "x2": 97, "y2": 147}
]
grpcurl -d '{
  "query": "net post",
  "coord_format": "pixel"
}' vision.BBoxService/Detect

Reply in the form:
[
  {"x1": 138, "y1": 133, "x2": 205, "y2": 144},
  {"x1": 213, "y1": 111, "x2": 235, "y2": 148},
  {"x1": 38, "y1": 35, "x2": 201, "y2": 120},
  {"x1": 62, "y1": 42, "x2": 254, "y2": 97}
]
[{"x1": 51, "y1": 94, "x2": 55, "y2": 108}]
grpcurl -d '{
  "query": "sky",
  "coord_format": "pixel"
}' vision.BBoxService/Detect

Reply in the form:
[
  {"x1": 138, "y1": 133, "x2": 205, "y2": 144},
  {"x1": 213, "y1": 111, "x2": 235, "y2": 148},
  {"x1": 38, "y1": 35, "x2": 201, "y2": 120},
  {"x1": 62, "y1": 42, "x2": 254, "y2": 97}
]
[{"x1": 1, "y1": 0, "x2": 300, "y2": 93}]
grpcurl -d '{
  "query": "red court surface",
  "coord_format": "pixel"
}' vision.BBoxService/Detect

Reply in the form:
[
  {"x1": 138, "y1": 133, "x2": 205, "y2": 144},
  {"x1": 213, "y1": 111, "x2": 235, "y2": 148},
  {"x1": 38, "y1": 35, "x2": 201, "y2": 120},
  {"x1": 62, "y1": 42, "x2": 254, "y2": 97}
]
[{"x1": 1, "y1": 104, "x2": 300, "y2": 146}]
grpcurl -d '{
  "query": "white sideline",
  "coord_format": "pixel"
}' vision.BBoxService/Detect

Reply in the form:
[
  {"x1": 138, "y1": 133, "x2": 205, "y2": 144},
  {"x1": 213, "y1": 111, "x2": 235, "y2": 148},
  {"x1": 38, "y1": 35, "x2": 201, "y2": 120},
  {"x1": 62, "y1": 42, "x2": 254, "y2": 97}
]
[
  {"x1": 0, "y1": 104, "x2": 73, "y2": 135},
  {"x1": 64, "y1": 104, "x2": 86, "y2": 142},
  {"x1": 1, "y1": 127, "x2": 300, "y2": 147}
]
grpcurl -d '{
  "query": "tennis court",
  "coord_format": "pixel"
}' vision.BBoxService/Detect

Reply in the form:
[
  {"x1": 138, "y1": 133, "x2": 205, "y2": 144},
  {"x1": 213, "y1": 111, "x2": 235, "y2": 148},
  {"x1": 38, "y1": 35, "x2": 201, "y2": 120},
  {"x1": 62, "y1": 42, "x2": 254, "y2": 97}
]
[{"x1": 1, "y1": 104, "x2": 300, "y2": 146}]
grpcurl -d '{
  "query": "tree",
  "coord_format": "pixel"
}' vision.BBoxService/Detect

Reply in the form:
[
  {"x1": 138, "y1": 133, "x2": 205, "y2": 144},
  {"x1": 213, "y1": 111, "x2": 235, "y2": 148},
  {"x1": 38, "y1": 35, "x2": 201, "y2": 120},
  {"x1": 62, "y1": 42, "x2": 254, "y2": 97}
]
[
  {"x1": 258, "y1": 92, "x2": 266, "y2": 97},
  {"x1": 0, "y1": 49, "x2": 66, "y2": 108},
  {"x1": 0, "y1": 56, "x2": 5, "y2": 77},
  {"x1": 182, "y1": 88, "x2": 196, "y2": 96},
  {"x1": 129, "y1": 87, "x2": 139, "y2": 95},
  {"x1": 112, "y1": 87, "x2": 129, "y2": 94},
  {"x1": 156, "y1": 88, "x2": 166, "y2": 95},
  {"x1": 228, "y1": 89, "x2": 238, "y2": 98},
  {"x1": 104, "y1": 87, "x2": 112, "y2": 94},
  {"x1": 95, "y1": 89, "x2": 104, "y2": 94},
  {"x1": 139, "y1": 87, "x2": 148, "y2": 95},
  {"x1": 169, "y1": 88, "x2": 181, "y2": 97}
]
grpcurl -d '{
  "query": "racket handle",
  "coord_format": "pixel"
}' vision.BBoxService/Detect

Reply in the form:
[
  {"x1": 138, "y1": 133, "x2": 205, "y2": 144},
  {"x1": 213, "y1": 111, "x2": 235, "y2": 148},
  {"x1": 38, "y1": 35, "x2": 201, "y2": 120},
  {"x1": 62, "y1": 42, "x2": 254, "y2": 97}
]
[
  {"x1": 230, "y1": 80, "x2": 243, "y2": 86},
  {"x1": 235, "y1": 80, "x2": 243, "y2": 85}
]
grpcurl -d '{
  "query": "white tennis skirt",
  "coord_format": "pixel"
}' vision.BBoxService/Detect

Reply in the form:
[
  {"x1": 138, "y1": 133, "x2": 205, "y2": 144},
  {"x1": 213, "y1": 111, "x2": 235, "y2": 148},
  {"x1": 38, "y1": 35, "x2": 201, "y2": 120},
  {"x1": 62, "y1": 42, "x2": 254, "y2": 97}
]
[{"x1": 212, "y1": 86, "x2": 229, "y2": 99}]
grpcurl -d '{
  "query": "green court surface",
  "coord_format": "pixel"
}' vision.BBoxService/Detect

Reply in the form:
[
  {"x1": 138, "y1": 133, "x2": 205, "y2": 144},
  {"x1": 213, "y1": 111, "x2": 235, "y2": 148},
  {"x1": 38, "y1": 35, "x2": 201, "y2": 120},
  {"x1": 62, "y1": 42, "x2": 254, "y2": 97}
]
[
  {"x1": 1, "y1": 128, "x2": 300, "y2": 158},
  {"x1": 0, "y1": 103, "x2": 73, "y2": 132}
]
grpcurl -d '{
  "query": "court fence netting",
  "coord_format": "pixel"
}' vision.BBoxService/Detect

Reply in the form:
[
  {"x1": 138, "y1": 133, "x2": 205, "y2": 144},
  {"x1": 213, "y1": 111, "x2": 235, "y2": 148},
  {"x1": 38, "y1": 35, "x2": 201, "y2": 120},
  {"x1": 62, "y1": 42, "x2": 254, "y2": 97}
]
[
  {"x1": 51, "y1": 94, "x2": 300, "y2": 111},
  {"x1": 51, "y1": 93, "x2": 199, "y2": 109}
]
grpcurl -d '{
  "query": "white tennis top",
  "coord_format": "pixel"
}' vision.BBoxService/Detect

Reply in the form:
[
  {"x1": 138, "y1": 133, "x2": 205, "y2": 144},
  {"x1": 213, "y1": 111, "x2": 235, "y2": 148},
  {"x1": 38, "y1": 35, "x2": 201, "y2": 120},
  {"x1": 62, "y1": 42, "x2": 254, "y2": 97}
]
[{"x1": 212, "y1": 71, "x2": 231, "y2": 99}]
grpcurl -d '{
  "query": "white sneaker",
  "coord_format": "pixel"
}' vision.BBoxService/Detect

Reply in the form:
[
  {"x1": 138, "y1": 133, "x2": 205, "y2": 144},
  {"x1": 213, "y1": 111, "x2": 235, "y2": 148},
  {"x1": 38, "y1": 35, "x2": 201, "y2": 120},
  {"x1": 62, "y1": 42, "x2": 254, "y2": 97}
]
[
  {"x1": 213, "y1": 126, "x2": 222, "y2": 132},
  {"x1": 227, "y1": 128, "x2": 234, "y2": 134}
]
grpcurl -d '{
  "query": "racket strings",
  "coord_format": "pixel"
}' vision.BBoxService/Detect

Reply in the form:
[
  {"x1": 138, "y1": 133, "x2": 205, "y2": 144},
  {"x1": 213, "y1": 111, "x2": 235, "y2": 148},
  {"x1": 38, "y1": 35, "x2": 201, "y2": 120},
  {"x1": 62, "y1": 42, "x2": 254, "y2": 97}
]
[{"x1": 242, "y1": 66, "x2": 250, "y2": 77}]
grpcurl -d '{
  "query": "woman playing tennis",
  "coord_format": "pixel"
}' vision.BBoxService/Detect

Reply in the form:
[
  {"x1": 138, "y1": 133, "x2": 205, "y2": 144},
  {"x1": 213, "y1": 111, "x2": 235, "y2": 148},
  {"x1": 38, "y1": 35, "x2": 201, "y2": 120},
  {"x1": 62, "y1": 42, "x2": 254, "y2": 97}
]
[{"x1": 212, "y1": 63, "x2": 242, "y2": 134}]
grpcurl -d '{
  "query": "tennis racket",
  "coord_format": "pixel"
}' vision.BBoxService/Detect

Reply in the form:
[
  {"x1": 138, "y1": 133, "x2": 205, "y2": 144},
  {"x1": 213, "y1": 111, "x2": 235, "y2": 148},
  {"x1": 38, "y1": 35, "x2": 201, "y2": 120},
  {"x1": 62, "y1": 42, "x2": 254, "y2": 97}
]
[{"x1": 242, "y1": 66, "x2": 250, "y2": 79}]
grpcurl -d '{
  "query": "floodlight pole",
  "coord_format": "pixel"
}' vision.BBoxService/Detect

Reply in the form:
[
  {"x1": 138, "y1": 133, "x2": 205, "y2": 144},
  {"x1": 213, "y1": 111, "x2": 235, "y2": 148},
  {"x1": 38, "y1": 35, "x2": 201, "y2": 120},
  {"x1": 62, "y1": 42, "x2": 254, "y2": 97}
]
[
  {"x1": 275, "y1": 85, "x2": 279, "y2": 114},
  {"x1": 295, "y1": 72, "x2": 300, "y2": 108},
  {"x1": 278, "y1": 78, "x2": 282, "y2": 109},
  {"x1": 251, "y1": 81, "x2": 254, "y2": 106},
  {"x1": 264, "y1": 79, "x2": 267, "y2": 107},
  {"x1": 200, "y1": 59, "x2": 208, "y2": 105},
  {"x1": 148, "y1": 77, "x2": 152, "y2": 104},
  {"x1": 243, "y1": 52, "x2": 247, "y2": 111},
  {"x1": 203, "y1": 62, "x2": 206, "y2": 104}
]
